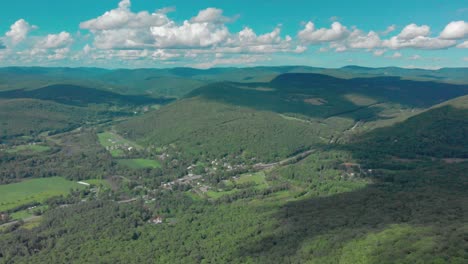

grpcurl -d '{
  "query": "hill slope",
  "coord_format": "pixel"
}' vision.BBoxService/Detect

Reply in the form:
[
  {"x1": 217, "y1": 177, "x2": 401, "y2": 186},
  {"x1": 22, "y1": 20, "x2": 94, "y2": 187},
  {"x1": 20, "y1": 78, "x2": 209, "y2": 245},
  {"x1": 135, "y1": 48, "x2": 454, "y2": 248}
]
[
  {"x1": 117, "y1": 74, "x2": 468, "y2": 162},
  {"x1": 350, "y1": 95, "x2": 468, "y2": 159},
  {"x1": 0, "y1": 99, "x2": 111, "y2": 139},
  {"x1": 117, "y1": 97, "x2": 334, "y2": 162},
  {"x1": 0, "y1": 84, "x2": 171, "y2": 107}
]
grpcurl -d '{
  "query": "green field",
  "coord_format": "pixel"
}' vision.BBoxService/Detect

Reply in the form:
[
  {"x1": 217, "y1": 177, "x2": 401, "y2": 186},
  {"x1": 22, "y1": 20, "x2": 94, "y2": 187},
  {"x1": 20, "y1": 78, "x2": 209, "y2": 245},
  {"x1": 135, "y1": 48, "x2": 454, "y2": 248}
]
[
  {"x1": 117, "y1": 159, "x2": 161, "y2": 169},
  {"x1": 97, "y1": 131, "x2": 142, "y2": 157},
  {"x1": 236, "y1": 172, "x2": 268, "y2": 188},
  {"x1": 205, "y1": 189, "x2": 238, "y2": 199},
  {"x1": 5, "y1": 144, "x2": 50, "y2": 153},
  {"x1": 81, "y1": 179, "x2": 111, "y2": 188},
  {"x1": 0, "y1": 177, "x2": 85, "y2": 212},
  {"x1": 206, "y1": 172, "x2": 269, "y2": 199}
]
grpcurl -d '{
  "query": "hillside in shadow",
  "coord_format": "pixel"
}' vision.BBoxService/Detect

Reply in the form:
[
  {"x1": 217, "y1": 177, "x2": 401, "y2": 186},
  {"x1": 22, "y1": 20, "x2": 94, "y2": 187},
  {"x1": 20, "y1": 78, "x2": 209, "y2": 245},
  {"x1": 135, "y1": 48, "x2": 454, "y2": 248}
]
[
  {"x1": 238, "y1": 161, "x2": 467, "y2": 263},
  {"x1": 0, "y1": 84, "x2": 174, "y2": 107},
  {"x1": 236, "y1": 97, "x2": 468, "y2": 263},
  {"x1": 188, "y1": 73, "x2": 468, "y2": 121}
]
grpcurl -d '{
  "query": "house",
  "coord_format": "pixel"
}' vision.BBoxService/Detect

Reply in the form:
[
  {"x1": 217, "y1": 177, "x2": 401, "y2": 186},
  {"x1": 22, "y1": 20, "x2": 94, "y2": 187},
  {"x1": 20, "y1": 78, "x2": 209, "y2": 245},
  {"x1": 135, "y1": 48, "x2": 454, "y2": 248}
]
[
  {"x1": 149, "y1": 216, "x2": 163, "y2": 224},
  {"x1": 0, "y1": 213, "x2": 9, "y2": 221}
]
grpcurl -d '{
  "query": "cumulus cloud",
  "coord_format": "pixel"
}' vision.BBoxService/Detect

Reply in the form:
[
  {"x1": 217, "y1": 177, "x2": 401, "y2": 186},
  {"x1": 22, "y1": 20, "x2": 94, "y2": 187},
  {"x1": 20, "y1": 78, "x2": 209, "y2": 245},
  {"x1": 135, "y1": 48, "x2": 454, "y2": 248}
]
[
  {"x1": 397, "y1": 24, "x2": 430, "y2": 40},
  {"x1": 1, "y1": 0, "x2": 467, "y2": 67},
  {"x1": 381, "y1": 25, "x2": 396, "y2": 35},
  {"x1": 382, "y1": 23, "x2": 456, "y2": 50},
  {"x1": 457, "y1": 40, "x2": 468, "y2": 48},
  {"x1": 79, "y1": 0, "x2": 169, "y2": 30},
  {"x1": 390, "y1": 52, "x2": 402, "y2": 58},
  {"x1": 440, "y1": 21, "x2": 468, "y2": 39},
  {"x1": 150, "y1": 20, "x2": 229, "y2": 48},
  {"x1": 80, "y1": 0, "x2": 297, "y2": 57},
  {"x1": 190, "y1": 8, "x2": 236, "y2": 24},
  {"x1": 382, "y1": 35, "x2": 456, "y2": 49},
  {"x1": 35, "y1": 32, "x2": 73, "y2": 49},
  {"x1": 298, "y1": 22, "x2": 349, "y2": 44},
  {"x1": 298, "y1": 21, "x2": 460, "y2": 52},
  {"x1": 5, "y1": 19, "x2": 37, "y2": 45},
  {"x1": 373, "y1": 49, "x2": 386, "y2": 56},
  {"x1": 346, "y1": 30, "x2": 381, "y2": 49}
]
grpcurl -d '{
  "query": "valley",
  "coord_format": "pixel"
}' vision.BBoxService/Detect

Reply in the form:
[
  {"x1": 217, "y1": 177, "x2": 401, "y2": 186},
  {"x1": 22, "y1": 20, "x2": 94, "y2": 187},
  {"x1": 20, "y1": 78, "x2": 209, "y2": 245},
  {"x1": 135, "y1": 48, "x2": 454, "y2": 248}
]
[{"x1": 0, "y1": 67, "x2": 467, "y2": 263}]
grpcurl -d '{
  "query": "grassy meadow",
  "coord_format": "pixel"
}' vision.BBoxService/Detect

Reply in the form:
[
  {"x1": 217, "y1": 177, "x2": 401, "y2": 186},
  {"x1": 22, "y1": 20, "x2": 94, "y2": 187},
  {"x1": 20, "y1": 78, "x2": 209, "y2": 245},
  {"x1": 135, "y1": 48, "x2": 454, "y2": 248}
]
[
  {"x1": 0, "y1": 177, "x2": 85, "y2": 212},
  {"x1": 117, "y1": 159, "x2": 161, "y2": 169}
]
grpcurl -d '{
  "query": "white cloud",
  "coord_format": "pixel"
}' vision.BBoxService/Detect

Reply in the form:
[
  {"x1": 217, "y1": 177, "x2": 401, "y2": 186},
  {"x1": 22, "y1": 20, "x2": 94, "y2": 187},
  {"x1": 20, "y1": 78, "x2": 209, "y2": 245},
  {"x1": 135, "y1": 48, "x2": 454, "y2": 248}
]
[
  {"x1": 80, "y1": 0, "x2": 297, "y2": 57},
  {"x1": 382, "y1": 24, "x2": 456, "y2": 49},
  {"x1": 2, "y1": 1, "x2": 467, "y2": 67},
  {"x1": 409, "y1": 54, "x2": 421, "y2": 60},
  {"x1": 298, "y1": 21, "x2": 457, "y2": 52},
  {"x1": 83, "y1": 44, "x2": 92, "y2": 54},
  {"x1": 398, "y1": 24, "x2": 430, "y2": 40},
  {"x1": 298, "y1": 22, "x2": 349, "y2": 44},
  {"x1": 463, "y1": 57, "x2": 468, "y2": 62},
  {"x1": 382, "y1": 35, "x2": 456, "y2": 49},
  {"x1": 440, "y1": 21, "x2": 468, "y2": 39},
  {"x1": 150, "y1": 21, "x2": 229, "y2": 48},
  {"x1": 5, "y1": 19, "x2": 37, "y2": 45},
  {"x1": 346, "y1": 30, "x2": 381, "y2": 49},
  {"x1": 457, "y1": 40, "x2": 468, "y2": 48},
  {"x1": 47, "y1": 48, "x2": 70, "y2": 60},
  {"x1": 35, "y1": 32, "x2": 73, "y2": 49},
  {"x1": 373, "y1": 49, "x2": 386, "y2": 56},
  {"x1": 382, "y1": 25, "x2": 396, "y2": 35},
  {"x1": 190, "y1": 8, "x2": 235, "y2": 24},
  {"x1": 329, "y1": 42, "x2": 347, "y2": 52},
  {"x1": 390, "y1": 52, "x2": 402, "y2": 58},
  {"x1": 79, "y1": 0, "x2": 169, "y2": 30}
]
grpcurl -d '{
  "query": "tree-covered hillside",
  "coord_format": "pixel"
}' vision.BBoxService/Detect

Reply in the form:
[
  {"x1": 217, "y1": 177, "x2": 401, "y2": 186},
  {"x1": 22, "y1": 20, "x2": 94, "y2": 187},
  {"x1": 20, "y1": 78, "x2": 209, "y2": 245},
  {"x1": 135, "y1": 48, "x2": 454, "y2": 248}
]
[
  {"x1": 0, "y1": 67, "x2": 467, "y2": 264},
  {"x1": 117, "y1": 97, "x2": 335, "y2": 162},
  {"x1": 0, "y1": 99, "x2": 111, "y2": 139},
  {"x1": 350, "y1": 95, "x2": 468, "y2": 159},
  {"x1": 117, "y1": 74, "x2": 468, "y2": 162}
]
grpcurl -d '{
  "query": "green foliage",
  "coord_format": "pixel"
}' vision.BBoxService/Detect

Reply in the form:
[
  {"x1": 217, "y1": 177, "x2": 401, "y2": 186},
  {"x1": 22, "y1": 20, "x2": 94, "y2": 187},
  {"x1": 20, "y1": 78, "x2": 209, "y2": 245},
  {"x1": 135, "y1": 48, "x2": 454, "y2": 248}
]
[
  {"x1": 117, "y1": 97, "x2": 334, "y2": 162},
  {"x1": 350, "y1": 96, "x2": 468, "y2": 159},
  {"x1": 0, "y1": 67, "x2": 467, "y2": 263},
  {"x1": 4, "y1": 144, "x2": 50, "y2": 154},
  {"x1": 0, "y1": 99, "x2": 103, "y2": 139},
  {"x1": 1, "y1": 162, "x2": 466, "y2": 263},
  {"x1": 98, "y1": 131, "x2": 142, "y2": 157},
  {"x1": 117, "y1": 159, "x2": 161, "y2": 169},
  {"x1": 0, "y1": 84, "x2": 170, "y2": 107},
  {"x1": 0, "y1": 177, "x2": 84, "y2": 212}
]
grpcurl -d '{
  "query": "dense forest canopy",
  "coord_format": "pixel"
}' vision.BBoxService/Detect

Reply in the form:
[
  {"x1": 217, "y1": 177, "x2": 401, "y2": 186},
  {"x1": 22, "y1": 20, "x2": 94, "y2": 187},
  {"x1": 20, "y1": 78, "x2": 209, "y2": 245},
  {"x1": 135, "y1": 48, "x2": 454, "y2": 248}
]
[{"x1": 0, "y1": 66, "x2": 467, "y2": 263}]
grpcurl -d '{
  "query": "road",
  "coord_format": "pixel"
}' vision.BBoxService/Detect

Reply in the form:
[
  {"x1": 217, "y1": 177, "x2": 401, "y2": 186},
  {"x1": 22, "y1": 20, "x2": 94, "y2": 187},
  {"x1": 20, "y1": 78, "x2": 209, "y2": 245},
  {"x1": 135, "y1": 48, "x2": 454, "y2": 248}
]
[
  {"x1": 253, "y1": 149, "x2": 315, "y2": 170},
  {"x1": 0, "y1": 215, "x2": 41, "y2": 229}
]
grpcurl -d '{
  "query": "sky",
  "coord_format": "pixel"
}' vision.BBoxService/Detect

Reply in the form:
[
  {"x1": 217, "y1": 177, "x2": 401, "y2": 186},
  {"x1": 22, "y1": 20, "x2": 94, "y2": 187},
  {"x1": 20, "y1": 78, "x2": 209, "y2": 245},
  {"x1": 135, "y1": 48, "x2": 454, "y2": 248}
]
[{"x1": 0, "y1": 0, "x2": 467, "y2": 69}]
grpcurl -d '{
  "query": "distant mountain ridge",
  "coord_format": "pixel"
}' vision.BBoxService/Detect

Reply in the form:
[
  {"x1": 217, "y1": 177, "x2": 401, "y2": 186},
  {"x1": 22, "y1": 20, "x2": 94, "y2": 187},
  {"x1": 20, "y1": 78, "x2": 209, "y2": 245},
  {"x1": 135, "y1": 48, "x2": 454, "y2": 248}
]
[{"x1": 1, "y1": 66, "x2": 467, "y2": 99}]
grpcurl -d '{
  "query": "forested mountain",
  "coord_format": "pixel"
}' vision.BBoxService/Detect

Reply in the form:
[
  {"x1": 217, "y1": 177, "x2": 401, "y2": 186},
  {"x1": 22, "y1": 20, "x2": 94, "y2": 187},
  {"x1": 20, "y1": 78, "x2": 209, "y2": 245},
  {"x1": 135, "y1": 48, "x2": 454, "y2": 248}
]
[
  {"x1": 1, "y1": 66, "x2": 467, "y2": 98},
  {"x1": 350, "y1": 95, "x2": 468, "y2": 159},
  {"x1": 0, "y1": 84, "x2": 171, "y2": 107},
  {"x1": 0, "y1": 98, "x2": 110, "y2": 139},
  {"x1": 0, "y1": 66, "x2": 467, "y2": 264},
  {"x1": 117, "y1": 73, "x2": 468, "y2": 162}
]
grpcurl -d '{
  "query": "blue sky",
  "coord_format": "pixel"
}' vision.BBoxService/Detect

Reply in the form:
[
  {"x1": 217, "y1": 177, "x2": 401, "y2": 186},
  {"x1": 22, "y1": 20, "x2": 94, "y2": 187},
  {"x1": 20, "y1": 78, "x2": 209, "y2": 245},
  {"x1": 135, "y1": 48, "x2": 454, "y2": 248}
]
[{"x1": 0, "y1": 0, "x2": 467, "y2": 68}]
